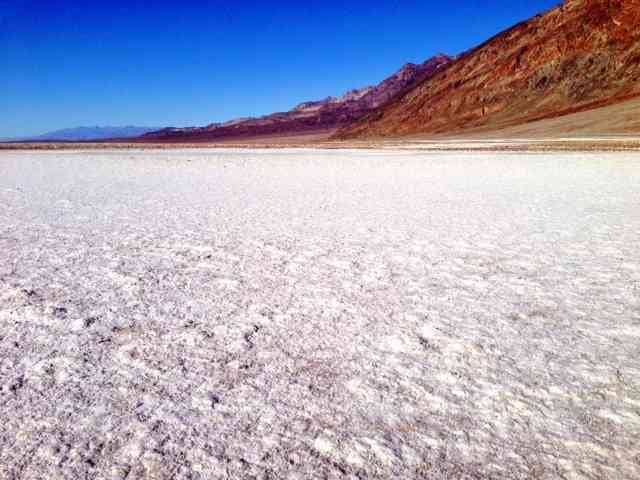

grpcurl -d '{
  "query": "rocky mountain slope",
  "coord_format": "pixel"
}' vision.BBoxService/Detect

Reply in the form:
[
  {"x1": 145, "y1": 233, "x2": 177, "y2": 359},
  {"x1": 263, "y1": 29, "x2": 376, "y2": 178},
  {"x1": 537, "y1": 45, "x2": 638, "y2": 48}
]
[
  {"x1": 336, "y1": 0, "x2": 640, "y2": 139},
  {"x1": 141, "y1": 55, "x2": 450, "y2": 142}
]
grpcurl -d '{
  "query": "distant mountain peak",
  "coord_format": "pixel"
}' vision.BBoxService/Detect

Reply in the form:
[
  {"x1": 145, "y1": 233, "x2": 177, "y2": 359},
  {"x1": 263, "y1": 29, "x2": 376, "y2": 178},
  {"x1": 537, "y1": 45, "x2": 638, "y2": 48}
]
[
  {"x1": 3, "y1": 126, "x2": 160, "y2": 142},
  {"x1": 142, "y1": 54, "x2": 452, "y2": 142}
]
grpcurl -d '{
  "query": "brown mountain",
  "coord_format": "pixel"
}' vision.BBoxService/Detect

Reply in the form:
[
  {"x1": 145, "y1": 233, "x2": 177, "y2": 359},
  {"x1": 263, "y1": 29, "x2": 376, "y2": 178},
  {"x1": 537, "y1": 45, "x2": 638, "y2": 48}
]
[
  {"x1": 336, "y1": 0, "x2": 640, "y2": 140},
  {"x1": 141, "y1": 55, "x2": 450, "y2": 143}
]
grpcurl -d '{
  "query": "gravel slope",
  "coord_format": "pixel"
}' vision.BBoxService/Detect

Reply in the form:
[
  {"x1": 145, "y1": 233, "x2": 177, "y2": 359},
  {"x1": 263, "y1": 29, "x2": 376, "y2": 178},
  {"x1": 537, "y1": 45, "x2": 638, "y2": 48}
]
[{"x1": 1, "y1": 149, "x2": 639, "y2": 479}]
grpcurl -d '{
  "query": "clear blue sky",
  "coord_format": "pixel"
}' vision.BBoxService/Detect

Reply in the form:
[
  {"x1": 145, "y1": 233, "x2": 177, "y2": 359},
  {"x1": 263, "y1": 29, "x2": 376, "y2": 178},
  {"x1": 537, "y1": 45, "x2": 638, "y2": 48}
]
[{"x1": 0, "y1": 0, "x2": 560, "y2": 137}]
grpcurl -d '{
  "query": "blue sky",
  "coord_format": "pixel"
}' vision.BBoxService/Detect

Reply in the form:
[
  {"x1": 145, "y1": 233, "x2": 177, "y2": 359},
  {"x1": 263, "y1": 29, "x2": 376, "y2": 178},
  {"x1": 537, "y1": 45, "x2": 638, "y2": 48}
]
[{"x1": 0, "y1": 0, "x2": 559, "y2": 137}]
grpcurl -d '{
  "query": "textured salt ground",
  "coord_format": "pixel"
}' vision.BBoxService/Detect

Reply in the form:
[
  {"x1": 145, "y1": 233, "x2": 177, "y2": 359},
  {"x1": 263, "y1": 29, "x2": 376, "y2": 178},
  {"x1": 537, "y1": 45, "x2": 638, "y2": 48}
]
[{"x1": 0, "y1": 149, "x2": 639, "y2": 479}]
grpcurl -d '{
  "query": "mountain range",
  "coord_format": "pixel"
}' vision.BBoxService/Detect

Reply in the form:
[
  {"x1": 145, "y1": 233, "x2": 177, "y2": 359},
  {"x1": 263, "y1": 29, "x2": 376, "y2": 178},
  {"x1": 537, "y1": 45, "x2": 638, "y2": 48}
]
[
  {"x1": 141, "y1": 55, "x2": 451, "y2": 143},
  {"x1": 337, "y1": 0, "x2": 640, "y2": 139},
  {"x1": 7, "y1": 0, "x2": 639, "y2": 144},
  {"x1": 1, "y1": 126, "x2": 159, "y2": 143},
  {"x1": 141, "y1": 0, "x2": 640, "y2": 143}
]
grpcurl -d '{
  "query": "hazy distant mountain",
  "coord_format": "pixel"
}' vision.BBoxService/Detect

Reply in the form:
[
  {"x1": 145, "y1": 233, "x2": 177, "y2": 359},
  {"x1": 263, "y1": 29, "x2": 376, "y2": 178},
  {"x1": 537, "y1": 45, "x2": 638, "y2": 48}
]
[
  {"x1": 141, "y1": 55, "x2": 451, "y2": 142},
  {"x1": 2, "y1": 126, "x2": 160, "y2": 142}
]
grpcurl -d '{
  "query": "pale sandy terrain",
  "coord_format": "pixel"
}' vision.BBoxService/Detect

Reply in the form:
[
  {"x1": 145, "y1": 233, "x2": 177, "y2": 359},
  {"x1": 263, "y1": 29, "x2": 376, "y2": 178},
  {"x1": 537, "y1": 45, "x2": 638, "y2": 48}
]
[
  {"x1": 433, "y1": 97, "x2": 640, "y2": 141},
  {"x1": 2, "y1": 136, "x2": 640, "y2": 153},
  {"x1": 1, "y1": 149, "x2": 639, "y2": 479}
]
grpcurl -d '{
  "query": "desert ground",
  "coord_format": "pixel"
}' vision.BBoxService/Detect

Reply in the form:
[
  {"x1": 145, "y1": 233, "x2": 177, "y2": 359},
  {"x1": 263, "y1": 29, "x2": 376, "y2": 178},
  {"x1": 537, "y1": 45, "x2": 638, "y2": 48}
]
[
  {"x1": 1, "y1": 148, "x2": 639, "y2": 479},
  {"x1": 2, "y1": 136, "x2": 640, "y2": 153}
]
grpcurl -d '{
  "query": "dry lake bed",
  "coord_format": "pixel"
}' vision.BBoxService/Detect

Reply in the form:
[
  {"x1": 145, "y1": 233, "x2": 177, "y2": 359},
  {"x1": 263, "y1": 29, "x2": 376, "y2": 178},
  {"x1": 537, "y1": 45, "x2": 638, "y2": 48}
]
[{"x1": 1, "y1": 149, "x2": 639, "y2": 479}]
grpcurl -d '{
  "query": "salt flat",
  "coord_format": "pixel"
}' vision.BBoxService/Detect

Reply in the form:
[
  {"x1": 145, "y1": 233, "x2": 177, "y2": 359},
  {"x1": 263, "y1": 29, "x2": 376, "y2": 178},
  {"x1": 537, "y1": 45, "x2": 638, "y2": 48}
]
[{"x1": 1, "y1": 149, "x2": 639, "y2": 479}]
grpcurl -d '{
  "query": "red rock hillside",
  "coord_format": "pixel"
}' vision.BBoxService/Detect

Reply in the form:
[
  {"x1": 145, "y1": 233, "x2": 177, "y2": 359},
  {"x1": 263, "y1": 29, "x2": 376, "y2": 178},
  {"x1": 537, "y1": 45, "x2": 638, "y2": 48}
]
[{"x1": 336, "y1": 0, "x2": 640, "y2": 139}]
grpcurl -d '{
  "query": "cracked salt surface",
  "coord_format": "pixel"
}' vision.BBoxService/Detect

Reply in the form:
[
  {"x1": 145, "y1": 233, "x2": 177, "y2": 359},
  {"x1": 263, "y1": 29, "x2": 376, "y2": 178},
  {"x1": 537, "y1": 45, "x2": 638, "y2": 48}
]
[{"x1": 1, "y1": 148, "x2": 639, "y2": 479}]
